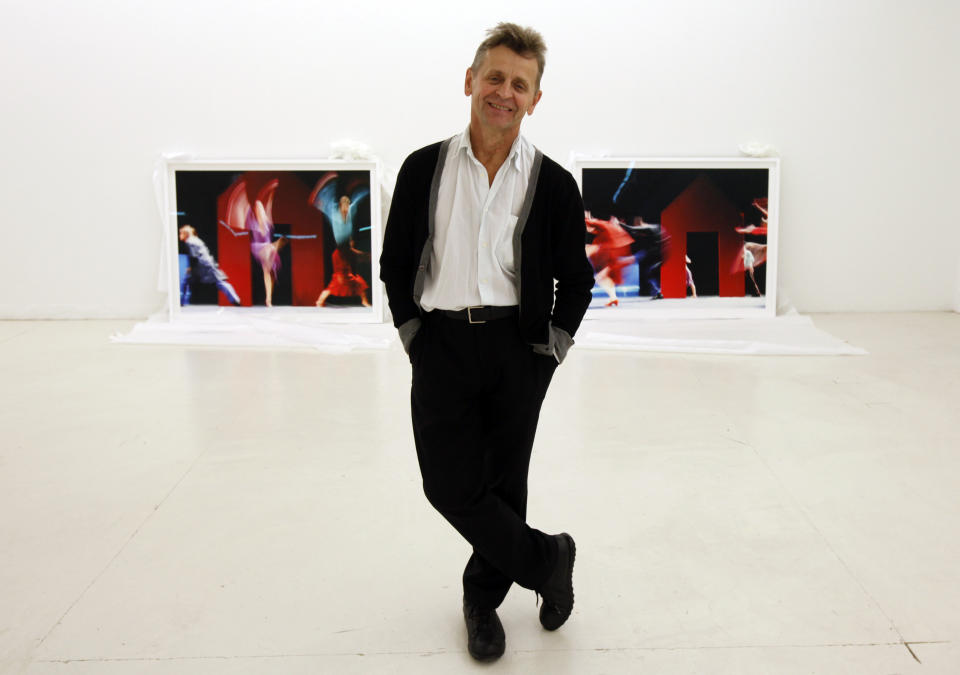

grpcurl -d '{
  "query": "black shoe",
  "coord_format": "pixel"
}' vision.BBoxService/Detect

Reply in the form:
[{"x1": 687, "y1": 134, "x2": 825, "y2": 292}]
[
  {"x1": 463, "y1": 599, "x2": 505, "y2": 662},
  {"x1": 538, "y1": 533, "x2": 576, "y2": 631}
]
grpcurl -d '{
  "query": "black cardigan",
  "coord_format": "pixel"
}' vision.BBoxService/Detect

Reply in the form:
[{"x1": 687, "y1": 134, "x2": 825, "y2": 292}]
[{"x1": 380, "y1": 140, "x2": 594, "y2": 348}]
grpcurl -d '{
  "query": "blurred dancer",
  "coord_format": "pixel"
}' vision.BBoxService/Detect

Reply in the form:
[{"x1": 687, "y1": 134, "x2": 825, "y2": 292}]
[
  {"x1": 310, "y1": 176, "x2": 372, "y2": 307},
  {"x1": 733, "y1": 197, "x2": 768, "y2": 295},
  {"x1": 309, "y1": 173, "x2": 370, "y2": 247},
  {"x1": 742, "y1": 242, "x2": 767, "y2": 296},
  {"x1": 630, "y1": 216, "x2": 663, "y2": 297},
  {"x1": 178, "y1": 225, "x2": 241, "y2": 305},
  {"x1": 247, "y1": 180, "x2": 286, "y2": 307},
  {"x1": 737, "y1": 198, "x2": 769, "y2": 235},
  {"x1": 685, "y1": 254, "x2": 697, "y2": 298},
  {"x1": 584, "y1": 212, "x2": 634, "y2": 306},
  {"x1": 316, "y1": 236, "x2": 371, "y2": 307}
]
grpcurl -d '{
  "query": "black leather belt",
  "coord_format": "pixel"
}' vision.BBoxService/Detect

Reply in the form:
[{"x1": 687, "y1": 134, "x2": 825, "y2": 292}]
[{"x1": 439, "y1": 305, "x2": 519, "y2": 324}]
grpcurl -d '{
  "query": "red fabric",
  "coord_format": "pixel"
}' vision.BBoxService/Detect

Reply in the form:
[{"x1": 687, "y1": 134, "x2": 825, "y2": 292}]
[
  {"x1": 217, "y1": 171, "x2": 327, "y2": 306},
  {"x1": 325, "y1": 249, "x2": 369, "y2": 297},
  {"x1": 585, "y1": 217, "x2": 633, "y2": 284}
]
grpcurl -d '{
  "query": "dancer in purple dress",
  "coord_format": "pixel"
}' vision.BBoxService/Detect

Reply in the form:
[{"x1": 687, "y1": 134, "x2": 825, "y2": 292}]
[{"x1": 246, "y1": 180, "x2": 286, "y2": 307}]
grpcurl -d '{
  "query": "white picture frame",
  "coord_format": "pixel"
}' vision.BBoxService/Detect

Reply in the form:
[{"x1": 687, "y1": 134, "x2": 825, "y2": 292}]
[
  {"x1": 164, "y1": 159, "x2": 383, "y2": 323},
  {"x1": 575, "y1": 157, "x2": 780, "y2": 319}
]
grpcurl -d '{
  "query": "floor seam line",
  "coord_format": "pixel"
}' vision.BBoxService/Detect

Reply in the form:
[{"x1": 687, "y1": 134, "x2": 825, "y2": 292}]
[
  {"x1": 35, "y1": 446, "x2": 210, "y2": 650},
  {"x1": 738, "y1": 436, "x2": 921, "y2": 663},
  {"x1": 0, "y1": 328, "x2": 33, "y2": 345},
  {"x1": 36, "y1": 640, "x2": 953, "y2": 662}
]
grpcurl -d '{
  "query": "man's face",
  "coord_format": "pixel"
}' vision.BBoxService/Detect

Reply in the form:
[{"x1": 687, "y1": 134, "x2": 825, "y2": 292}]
[{"x1": 466, "y1": 45, "x2": 542, "y2": 136}]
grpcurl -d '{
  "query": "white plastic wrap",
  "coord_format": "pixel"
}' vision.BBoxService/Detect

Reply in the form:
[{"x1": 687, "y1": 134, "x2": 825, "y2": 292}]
[
  {"x1": 738, "y1": 141, "x2": 780, "y2": 158},
  {"x1": 577, "y1": 314, "x2": 866, "y2": 356},
  {"x1": 112, "y1": 311, "x2": 863, "y2": 356},
  {"x1": 111, "y1": 310, "x2": 393, "y2": 353}
]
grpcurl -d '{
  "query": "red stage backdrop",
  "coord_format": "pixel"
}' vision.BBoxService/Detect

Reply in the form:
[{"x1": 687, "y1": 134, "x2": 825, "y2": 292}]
[
  {"x1": 216, "y1": 172, "x2": 327, "y2": 306},
  {"x1": 661, "y1": 175, "x2": 744, "y2": 298}
]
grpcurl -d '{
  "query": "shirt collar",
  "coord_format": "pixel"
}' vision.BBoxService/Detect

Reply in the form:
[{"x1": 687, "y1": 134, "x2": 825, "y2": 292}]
[{"x1": 457, "y1": 126, "x2": 525, "y2": 170}]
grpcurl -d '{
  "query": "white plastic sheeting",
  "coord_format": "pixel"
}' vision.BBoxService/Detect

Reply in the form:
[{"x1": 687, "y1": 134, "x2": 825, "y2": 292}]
[
  {"x1": 577, "y1": 313, "x2": 866, "y2": 356},
  {"x1": 112, "y1": 311, "x2": 864, "y2": 356},
  {"x1": 111, "y1": 310, "x2": 393, "y2": 353}
]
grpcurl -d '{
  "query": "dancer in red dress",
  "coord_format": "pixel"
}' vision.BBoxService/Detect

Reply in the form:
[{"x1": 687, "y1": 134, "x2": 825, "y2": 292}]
[
  {"x1": 584, "y1": 212, "x2": 634, "y2": 306},
  {"x1": 736, "y1": 198, "x2": 770, "y2": 235},
  {"x1": 316, "y1": 237, "x2": 371, "y2": 307}
]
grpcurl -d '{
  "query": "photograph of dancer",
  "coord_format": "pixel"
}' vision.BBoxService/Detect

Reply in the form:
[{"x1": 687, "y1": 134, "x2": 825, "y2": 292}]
[
  {"x1": 584, "y1": 212, "x2": 634, "y2": 307},
  {"x1": 582, "y1": 211, "x2": 665, "y2": 308},
  {"x1": 178, "y1": 225, "x2": 241, "y2": 306},
  {"x1": 245, "y1": 180, "x2": 286, "y2": 307},
  {"x1": 579, "y1": 162, "x2": 775, "y2": 313},
  {"x1": 685, "y1": 254, "x2": 697, "y2": 298},
  {"x1": 631, "y1": 217, "x2": 664, "y2": 299},
  {"x1": 316, "y1": 236, "x2": 371, "y2": 307},
  {"x1": 739, "y1": 243, "x2": 766, "y2": 296},
  {"x1": 308, "y1": 173, "x2": 372, "y2": 308},
  {"x1": 732, "y1": 198, "x2": 769, "y2": 296},
  {"x1": 737, "y1": 197, "x2": 769, "y2": 235},
  {"x1": 581, "y1": 168, "x2": 668, "y2": 308},
  {"x1": 174, "y1": 169, "x2": 336, "y2": 309}
]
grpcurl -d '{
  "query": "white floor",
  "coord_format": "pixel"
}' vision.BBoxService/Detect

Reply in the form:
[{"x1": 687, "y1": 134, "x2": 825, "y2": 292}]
[{"x1": 1, "y1": 313, "x2": 958, "y2": 674}]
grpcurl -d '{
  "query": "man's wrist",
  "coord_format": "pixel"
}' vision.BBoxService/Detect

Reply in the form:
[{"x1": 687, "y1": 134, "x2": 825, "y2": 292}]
[{"x1": 398, "y1": 317, "x2": 422, "y2": 354}]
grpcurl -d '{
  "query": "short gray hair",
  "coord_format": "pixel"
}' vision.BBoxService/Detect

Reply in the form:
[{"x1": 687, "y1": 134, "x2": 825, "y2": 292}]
[{"x1": 471, "y1": 22, "x2": 546, "y2": 89}]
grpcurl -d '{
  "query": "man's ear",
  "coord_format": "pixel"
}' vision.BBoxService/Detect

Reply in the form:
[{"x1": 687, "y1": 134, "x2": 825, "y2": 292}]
[
  {"x1": 464, "y1": 67, "x2": 473, "y2": 96},
  {"x1": 527, "y1": 89, "x2": 543, "y2": 116}
]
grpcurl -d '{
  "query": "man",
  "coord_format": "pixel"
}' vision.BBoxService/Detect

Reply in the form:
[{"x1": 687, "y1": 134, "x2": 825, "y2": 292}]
[{"x1": 379, "y1": 23, "x2": 594, "y2": 662}]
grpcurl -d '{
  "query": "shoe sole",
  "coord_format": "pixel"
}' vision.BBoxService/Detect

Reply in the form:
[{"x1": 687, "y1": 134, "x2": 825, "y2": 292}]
[
  {"x1": 563, "y1": 532, "x2": 576, "y2": 619},
  {"x1": 468, "y1": 646, "x2": 505, "y2": 662}
]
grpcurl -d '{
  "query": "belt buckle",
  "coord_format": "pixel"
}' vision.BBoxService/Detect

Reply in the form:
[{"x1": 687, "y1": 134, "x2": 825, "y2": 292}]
[{"x1": 466, "y1": 306, "x2": 486, "y2": 324}]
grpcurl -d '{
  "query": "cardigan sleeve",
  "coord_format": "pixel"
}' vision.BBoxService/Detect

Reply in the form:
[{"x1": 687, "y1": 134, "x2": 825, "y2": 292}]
[
  {"x1": 379, "y1": 153, "x2": 425, "y2": 329},
  {"x1": 549, "y1": 171, "x2": 595, "y2": 338}
]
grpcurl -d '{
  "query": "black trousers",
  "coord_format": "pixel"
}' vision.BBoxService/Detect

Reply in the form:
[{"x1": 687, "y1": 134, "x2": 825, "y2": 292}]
[{"x1": 410, "y1": 311, "x2": 559, "y2": 610}]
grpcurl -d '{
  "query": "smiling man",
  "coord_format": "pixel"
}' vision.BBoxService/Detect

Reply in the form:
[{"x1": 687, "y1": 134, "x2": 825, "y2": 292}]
[{"x1": 379, "y1": 23, "x2": 594, "y2": 662}]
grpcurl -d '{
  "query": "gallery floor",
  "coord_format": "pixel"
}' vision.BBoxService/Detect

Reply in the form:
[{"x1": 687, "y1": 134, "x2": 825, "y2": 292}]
[{"x1": 1, "y1": 313, "x2": 958, "y2": 674}]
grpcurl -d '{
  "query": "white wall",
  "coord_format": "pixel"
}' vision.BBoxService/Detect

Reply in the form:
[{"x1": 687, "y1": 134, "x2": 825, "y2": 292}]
[
  {"x1": 1, "y1": 0, "x2": 958, "y2": 318},
  {"x1": 955, "y1": 255, "x2": 960, "y2": 313}
]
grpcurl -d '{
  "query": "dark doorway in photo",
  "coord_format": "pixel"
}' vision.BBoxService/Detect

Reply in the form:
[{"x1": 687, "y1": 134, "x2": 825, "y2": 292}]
[{"x1": 686, "y1": 232, "x2": 719, "y2": 296}]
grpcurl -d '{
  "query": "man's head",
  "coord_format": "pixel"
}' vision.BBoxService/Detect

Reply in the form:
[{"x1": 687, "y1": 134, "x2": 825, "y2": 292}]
[
  {"x1": 470, "y1": 22, "x2": 546, "y2": 90},
  {"x1": 466, "y1": 23, "x2": 546, "y2": 138},
  {"x1": 178, "y1": 225, "x2": 196, "y2": 242}
]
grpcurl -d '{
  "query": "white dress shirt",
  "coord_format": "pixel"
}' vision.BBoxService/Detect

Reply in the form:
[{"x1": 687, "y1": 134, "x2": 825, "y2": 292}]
[{"x1": 420, "y1": 128, "x2": 535, "y2": 311}]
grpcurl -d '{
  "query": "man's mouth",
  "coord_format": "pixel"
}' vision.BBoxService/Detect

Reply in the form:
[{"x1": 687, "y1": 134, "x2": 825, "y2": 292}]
[{"x1": 488, "y1": 102, "x2": 512, "y2": 112}]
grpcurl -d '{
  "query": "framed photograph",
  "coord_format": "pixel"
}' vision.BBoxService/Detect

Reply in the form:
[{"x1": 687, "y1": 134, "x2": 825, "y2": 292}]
[
  {"x1": 164, "y1": 160, "x2": 382, "y2": 322},
  {"x1": 575, "y1": 158, "x2": 779, "y2": 319}
]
